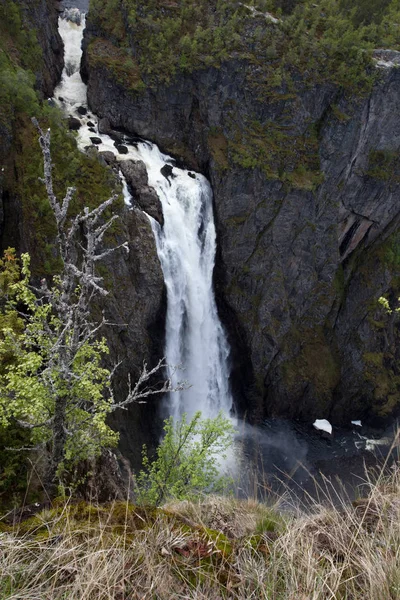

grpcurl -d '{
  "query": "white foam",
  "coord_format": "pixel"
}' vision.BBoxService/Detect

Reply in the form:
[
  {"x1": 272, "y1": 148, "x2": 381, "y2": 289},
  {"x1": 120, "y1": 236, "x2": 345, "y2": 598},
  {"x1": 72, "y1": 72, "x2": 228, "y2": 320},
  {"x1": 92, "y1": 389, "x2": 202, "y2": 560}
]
[{"x1": 54, "y1": 11, "x2": 232, "y2": 422}]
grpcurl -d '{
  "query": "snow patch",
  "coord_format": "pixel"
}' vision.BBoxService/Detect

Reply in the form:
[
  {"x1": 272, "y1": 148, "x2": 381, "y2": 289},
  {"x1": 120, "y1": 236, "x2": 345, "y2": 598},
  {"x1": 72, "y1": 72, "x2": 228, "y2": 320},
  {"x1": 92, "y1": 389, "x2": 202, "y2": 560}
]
[{"x1": 313, "y1": 419, "x2": 332, "y2": 435}]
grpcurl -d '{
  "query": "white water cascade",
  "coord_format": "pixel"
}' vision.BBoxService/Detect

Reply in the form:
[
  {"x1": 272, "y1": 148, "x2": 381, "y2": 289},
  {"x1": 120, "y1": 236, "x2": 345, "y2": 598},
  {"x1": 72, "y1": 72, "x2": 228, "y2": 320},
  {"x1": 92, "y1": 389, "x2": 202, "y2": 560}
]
[{"x1": 54, "y1": 9, "x2": 232, "y2": 420}]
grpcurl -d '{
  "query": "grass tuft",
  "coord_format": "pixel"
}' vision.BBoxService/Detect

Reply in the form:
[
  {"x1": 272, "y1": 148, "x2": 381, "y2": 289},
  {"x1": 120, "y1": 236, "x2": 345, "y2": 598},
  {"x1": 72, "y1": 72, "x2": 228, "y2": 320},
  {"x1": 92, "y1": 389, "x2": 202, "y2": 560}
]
[{"x1": 0, "y1": 443, "x2": 399, "y2": 598}]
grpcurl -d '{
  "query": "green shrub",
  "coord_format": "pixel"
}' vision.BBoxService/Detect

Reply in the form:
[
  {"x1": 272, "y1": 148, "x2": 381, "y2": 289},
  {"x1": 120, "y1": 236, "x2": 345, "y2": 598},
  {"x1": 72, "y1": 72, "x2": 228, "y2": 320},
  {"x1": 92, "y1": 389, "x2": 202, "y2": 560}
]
[{"x1": 136, "y1": 411, "x2": 235, "y2": 506}]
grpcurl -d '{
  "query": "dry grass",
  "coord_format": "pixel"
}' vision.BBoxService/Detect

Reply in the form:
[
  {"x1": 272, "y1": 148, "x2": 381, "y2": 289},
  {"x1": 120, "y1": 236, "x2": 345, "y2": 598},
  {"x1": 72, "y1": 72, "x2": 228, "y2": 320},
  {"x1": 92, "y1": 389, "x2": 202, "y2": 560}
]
[{"x1": 0, "y1": 462, "x2": 399, "y2": 599}]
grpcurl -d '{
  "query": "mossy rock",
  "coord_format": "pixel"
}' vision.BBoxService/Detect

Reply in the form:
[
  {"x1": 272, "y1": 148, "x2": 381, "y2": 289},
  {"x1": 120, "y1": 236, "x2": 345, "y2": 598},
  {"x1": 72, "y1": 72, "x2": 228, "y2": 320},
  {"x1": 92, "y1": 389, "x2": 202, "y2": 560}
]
[{"x1": 280, "y1": 325, "x2": 341, "y2": 402}]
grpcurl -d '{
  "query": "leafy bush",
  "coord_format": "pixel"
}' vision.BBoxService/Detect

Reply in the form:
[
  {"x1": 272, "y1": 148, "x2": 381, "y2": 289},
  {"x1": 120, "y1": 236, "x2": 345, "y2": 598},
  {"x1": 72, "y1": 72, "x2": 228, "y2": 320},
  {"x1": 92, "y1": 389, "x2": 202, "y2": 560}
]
[{"x1": 136, "y1": 411, "x2": 235, "y2": 505}]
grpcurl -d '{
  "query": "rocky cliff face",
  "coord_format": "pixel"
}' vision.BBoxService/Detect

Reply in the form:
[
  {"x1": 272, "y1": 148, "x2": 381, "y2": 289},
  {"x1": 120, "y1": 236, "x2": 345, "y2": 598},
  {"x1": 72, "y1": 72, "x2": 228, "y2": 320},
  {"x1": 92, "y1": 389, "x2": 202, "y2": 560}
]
[
  {"x1": 23, "y1": 0, "x2": 64, "y2": 98},
  {"x1": 0, "y1": 0, "x2": 63, "y2": 249},
  {"x1": 0, "y1": 1, "x2": 166, "y2": 459},
  {"x1": 82, "y1": 9, "x2": 400, "y2": 425}
]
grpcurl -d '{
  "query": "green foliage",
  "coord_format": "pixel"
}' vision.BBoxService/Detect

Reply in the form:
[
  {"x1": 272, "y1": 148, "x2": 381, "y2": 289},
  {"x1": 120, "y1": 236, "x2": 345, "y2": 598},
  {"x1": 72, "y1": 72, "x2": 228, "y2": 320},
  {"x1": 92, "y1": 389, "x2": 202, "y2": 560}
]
[
  {"x1": 229, "y1": 118, "x2": 323, "y2": 189},
  {"x1": 88, "y1": 0, "x2": 400, "y2": 92},
  {"x1": 86, "y1": 0, "x2": 400, "y2": 186},
  {"x1": 13, "y1": 110, "x2": 123, "y2": 276},
  {"x1": 136, "y1": 411, "x2": 235, "y2": 506},
  {"x1": 367, "y1": 149, "x2": 400, "y2": 184},
  {"x1": 0, "y1": 1, "x2": 42, "y2": 129},
  {"x1": 0, "y1": 0, "x2": 42, "y2": 73},
  {"x1": 0, "y1": 65, "x2": 39, "y2": 118},
  {"x1": 0, "y1": 251, "x2": 118, "y2": 472}
]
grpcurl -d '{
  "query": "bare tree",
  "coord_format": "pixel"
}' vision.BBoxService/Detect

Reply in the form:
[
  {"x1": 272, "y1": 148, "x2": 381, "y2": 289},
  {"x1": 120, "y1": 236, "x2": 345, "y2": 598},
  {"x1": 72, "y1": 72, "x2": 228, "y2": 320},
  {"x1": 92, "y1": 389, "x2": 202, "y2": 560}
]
[{"x1": 0, "y1": 120, "x2": 185, "y2": 483}]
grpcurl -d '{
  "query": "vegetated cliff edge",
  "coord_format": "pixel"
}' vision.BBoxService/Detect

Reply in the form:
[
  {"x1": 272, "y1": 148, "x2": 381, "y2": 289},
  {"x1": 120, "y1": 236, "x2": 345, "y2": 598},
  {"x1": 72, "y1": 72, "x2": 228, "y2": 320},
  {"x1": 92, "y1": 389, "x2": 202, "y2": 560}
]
[
  {"x1": 0, "y1": 0, "x2": 166, "y2": 463},
  {"x1": 81, "y1": 0, "x2": 400, "y2": 425}
]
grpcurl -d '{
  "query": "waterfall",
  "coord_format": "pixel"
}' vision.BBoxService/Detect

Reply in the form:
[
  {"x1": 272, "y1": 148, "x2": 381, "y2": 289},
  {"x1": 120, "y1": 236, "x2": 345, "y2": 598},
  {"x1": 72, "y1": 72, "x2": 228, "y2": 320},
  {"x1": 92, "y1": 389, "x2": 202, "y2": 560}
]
[{"x1": 54, "y1": 9, "x2": 232, "y2": 420}]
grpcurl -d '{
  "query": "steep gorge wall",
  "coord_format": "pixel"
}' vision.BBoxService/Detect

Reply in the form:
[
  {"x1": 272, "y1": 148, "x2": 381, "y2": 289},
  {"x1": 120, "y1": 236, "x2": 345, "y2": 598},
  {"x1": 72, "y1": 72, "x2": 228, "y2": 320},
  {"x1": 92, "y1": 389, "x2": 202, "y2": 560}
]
[
  {"x1": 0, "y1": 0, "x2": 166, "y2": 460},
  {"x1": 82, "y1": 6, "x2": 400, "y2": 425},
  {"x1": 0, "y1": 0, "x2": 63, "y2": 252}
]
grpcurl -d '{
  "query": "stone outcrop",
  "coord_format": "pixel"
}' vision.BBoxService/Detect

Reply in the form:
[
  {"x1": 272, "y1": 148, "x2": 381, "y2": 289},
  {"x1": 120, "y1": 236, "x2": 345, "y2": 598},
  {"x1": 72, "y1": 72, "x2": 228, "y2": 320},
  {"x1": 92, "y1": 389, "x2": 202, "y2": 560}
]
[
  {"x1": 119, "y1": 160, "x2": 164, "y2": 225},
  {"x1": 0, "y1": 0, "x2": 64, "y2": 254},
  {"x1": 82, "y1": 15, "x2": 400, "y2": 426},
  {"x1": 22, "y1": 0, "x2": 64, "y2": 98},
  {"x1": 96, "y1": 206, "x2": 166, "y2": 465}
]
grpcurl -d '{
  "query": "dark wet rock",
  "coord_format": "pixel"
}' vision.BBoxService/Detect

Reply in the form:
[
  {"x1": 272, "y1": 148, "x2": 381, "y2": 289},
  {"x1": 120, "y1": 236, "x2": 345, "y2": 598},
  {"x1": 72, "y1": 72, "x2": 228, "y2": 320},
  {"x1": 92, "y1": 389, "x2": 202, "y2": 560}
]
[
  {"x1": 77, "y1": 106, "x2": 87, "y2": 115},
  {"x1": 87, "y1": 121, "x2": 95, "y2": 127},
  {"x1": 125, "y1": 136, "x2": 144, "y2": 145},
  {"x1": 58, "y1": 96, "x2": 64, "y2": 102},
  {"x1": 25, "y1": 0, "x2": 64, "y2": 98},
  {"x1": 90, "y1": 137, "x2": 102, "y2": 145},
  {"x1": 120, "y1": 160, "x2": 163, "y2": 225},
  {"x1": 188, "y1": 172, "x2": 196, "y2": 179},
  {"x1": 120, "y1": 160, "x2": 148, "y2": 189},
  {"x1": 62, "y1": 7, "x2": 81, "y2": 25},
  {"x1": 68, "y1": 117, "x2": 81, "y2": 131},
  {"x1": 160, "y1": 164, "x2": 176, "y2": 183},
  {"x1": 109, "y1": 130, "x2": 125, "y2": 143},
  {"x1": 115, "y1": 144, "x2": 128, "y2": 154},
  {"x1": 137, "y1": 187, "x2": 164, "y2": 226},
  {"x1": 99, "y1": 151, "x2": 116, "y2": 165},
  {"x1": 88, "y1": 127, "x2": 96, "y2": 133},
  {"x1": 98, "y1": 117, "x2": 111, "y2": 134}
]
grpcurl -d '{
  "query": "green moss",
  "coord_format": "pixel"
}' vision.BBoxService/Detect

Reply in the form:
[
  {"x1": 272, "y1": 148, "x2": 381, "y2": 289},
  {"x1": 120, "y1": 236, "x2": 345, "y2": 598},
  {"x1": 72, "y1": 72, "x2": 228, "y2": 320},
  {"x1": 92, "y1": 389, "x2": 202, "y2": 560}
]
[
  {"x1": 331, "y1": 104, "x2": 351, "y2": 122},
  {"x1": 87, "y1": 38, "x2": 146, "y2": 93},
  {"x1": 363, "y1": 352, "x2": 400, "y2": 416},
  {"x1": 208, "y1": 129, "x2": 229, "y2": 170},
  {"x1": 281, "y1": 326, "x2": 341, "y2": 401},
  {"x1": 228, "y1": 119, "x2": 323, "y2": 190},
  {"x1": 333, "y1": 264, "x2": 346, "y2": 300},
  {"x1": 366, "y1": 149, "x2": 400, "y2": 184}
]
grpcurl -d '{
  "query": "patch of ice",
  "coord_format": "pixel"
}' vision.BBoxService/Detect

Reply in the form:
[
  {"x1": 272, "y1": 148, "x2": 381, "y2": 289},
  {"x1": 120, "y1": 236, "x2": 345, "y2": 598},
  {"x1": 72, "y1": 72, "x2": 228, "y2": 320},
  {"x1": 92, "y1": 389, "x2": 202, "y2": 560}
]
[{"x1": 313, "y1": 419, "x2": 332, "y2": 435}]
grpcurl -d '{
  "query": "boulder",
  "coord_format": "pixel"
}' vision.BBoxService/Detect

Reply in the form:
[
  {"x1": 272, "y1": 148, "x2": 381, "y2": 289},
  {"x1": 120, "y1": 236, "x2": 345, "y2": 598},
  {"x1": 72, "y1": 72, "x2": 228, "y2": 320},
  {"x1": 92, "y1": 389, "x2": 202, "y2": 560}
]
[
  {"x1": 137, "y1": 187, "x2": 164, "y2": 226},
  {"x1": 98, "y1": 117, "x2": 111, "y2": 134},
  {"x1": 68, "y1": 117, "x2": 81, "y2": 131},
  {"x1": 116, "y1": 144, "x2": 128, "y2": 154},
  {"x1": 85, "y1": 146, "x2": 99, "y2": 160},
  {"x1": 90, "y1": 137, "x2": 102, "y2": 145},
  {"x1": 120, "y1": 159, "x2": 148, "y2": 190},
  {"x1": 109, "y1": 130, "x2": 125, "y2": 143},
  {"x1": 119, "y1": 160, "x2": 163, "y2": 224},
  {"x1": 160, "y1": 164, "x2": 175, "y2": 183},
  {"x1": 99, "y1": 151, "x2": 116, "y2": 165},
  {"x1": 77, "y1": 106, "x2": 87, "y2": 115}
]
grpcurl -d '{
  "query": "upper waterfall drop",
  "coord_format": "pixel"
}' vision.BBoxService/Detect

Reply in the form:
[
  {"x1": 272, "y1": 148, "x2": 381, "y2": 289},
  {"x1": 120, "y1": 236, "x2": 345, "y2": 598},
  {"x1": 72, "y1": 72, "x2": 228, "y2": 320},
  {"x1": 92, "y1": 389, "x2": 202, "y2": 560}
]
[{"x1": 54, "y1": 9, "x2": 233, "y2": 420}]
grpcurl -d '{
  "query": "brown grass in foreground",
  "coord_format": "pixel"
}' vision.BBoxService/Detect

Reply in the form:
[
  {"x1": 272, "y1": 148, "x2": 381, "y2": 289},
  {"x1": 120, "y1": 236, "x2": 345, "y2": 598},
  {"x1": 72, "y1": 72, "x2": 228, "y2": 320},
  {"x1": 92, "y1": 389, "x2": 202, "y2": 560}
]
[{"x1": 0, "y1": 462, "x2": 399, "y2": 599}]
